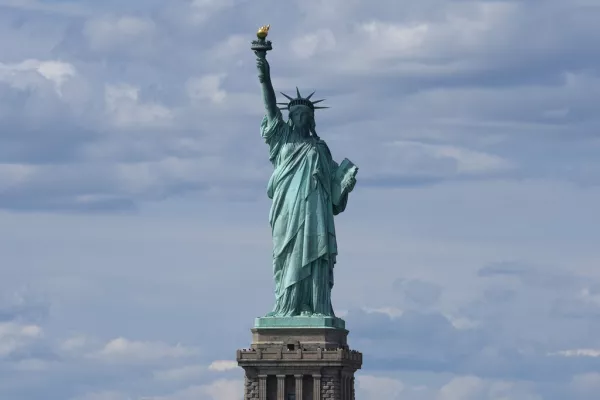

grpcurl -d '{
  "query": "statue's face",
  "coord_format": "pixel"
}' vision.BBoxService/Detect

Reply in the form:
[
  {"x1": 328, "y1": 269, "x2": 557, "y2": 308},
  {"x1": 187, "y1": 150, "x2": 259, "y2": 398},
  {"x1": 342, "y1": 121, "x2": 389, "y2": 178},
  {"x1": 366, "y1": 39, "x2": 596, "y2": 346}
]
[{"x1": 289, "y1": 106, "x2": 314, "y2": 130}]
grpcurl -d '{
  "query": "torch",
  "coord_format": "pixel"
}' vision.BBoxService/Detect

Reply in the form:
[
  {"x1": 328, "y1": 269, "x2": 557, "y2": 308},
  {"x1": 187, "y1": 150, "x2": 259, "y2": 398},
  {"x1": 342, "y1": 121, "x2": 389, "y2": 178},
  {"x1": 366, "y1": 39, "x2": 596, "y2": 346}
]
[{"x1": 251, "y1": 24, "x2": 272, "y2": 59}]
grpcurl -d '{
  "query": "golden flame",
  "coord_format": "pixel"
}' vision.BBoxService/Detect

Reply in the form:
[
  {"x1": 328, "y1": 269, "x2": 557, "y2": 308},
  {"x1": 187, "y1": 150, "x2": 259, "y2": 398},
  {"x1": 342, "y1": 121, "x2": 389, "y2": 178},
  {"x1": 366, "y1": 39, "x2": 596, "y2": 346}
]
[{"x1": 257, "y1": 24, "x2": 270, "y2": 39}]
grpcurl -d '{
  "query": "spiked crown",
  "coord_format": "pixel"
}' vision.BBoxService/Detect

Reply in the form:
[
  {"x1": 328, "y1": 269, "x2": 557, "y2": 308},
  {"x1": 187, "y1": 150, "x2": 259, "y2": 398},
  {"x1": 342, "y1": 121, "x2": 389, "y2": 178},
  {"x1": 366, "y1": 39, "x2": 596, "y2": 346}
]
[{"x1": 277, "y1": 87, "x2": 329, "y2": 111}]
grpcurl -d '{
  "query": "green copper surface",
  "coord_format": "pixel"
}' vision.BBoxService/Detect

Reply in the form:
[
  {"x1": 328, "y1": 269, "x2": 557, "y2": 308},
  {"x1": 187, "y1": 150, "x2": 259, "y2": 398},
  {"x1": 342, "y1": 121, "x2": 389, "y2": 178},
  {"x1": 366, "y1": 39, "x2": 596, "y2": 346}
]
[
  {"x1": 255, "y1": 316, "x2": 346, "y2": 329},
  {"x1": 252, "y1": 28, "x2": 358, "y2": 320}
]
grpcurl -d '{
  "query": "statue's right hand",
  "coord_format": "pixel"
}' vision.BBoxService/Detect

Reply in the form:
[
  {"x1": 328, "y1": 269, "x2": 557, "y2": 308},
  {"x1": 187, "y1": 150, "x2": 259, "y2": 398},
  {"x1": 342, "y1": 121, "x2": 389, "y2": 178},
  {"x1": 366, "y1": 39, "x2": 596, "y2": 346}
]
[{"x1": 256, "y1": 57, "x2": 270, "y2": 80}]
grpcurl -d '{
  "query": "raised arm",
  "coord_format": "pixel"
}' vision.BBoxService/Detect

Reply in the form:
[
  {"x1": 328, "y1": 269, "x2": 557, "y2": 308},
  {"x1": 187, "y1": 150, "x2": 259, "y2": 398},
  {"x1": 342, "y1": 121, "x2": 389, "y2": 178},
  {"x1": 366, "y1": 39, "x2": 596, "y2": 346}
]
[{"x1": 255, "y1": 52, "x2": 279, "y2": 123}]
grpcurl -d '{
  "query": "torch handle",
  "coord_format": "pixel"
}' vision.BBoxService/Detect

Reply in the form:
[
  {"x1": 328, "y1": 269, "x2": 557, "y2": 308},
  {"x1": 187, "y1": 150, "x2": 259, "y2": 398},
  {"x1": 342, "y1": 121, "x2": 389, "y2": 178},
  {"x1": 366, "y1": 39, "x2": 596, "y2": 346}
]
[{"x1": 254, "y1": 49, "x2": 267, "y2": 59}]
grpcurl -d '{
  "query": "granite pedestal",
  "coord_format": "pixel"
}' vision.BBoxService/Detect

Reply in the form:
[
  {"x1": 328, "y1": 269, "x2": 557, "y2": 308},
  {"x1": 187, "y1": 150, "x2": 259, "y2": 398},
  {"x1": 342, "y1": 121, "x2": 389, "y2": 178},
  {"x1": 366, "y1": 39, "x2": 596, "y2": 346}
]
[{"x1": 237, "y1": 317, "x2": 362, "y2": 400}]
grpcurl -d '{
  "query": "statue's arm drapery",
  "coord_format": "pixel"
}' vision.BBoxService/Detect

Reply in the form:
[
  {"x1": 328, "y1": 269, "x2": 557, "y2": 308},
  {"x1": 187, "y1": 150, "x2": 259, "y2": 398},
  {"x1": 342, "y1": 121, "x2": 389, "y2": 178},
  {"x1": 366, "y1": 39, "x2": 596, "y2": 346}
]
[
  {"x1": 333, "y1": 194, "x2": 348, "y2": 216},
  {"x1": 261, "y1": 109, "x2": 287, "y2": 169},
  {"x1": 257, "y1": 57, "x2": 279, "y2": 123}
]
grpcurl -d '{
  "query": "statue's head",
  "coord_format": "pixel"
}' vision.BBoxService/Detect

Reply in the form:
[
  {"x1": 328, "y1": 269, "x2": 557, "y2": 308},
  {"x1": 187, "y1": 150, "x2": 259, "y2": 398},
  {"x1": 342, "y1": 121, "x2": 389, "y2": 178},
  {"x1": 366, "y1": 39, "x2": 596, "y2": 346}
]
[
  {"x1": 289, "y1": 105, "x2": 314, "y2": 131},
  {"x1": 277, "y1": 87, "x2": 328, "y2": 137}
]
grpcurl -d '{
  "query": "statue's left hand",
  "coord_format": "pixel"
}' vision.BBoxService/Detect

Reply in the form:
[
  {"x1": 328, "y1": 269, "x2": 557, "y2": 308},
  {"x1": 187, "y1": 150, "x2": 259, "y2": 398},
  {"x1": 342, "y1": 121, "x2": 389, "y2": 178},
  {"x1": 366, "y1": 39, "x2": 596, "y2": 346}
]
[{"x1": 343, "y1": 176, "x2": 356, "y2": 192}]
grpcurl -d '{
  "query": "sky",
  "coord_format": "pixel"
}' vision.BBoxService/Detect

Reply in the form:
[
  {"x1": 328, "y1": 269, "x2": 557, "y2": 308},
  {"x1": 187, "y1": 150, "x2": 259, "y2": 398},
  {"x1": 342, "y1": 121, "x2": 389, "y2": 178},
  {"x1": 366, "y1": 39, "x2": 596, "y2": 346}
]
[{"x1": 0, "y1": 0, "x2": 600, "y2": 399}]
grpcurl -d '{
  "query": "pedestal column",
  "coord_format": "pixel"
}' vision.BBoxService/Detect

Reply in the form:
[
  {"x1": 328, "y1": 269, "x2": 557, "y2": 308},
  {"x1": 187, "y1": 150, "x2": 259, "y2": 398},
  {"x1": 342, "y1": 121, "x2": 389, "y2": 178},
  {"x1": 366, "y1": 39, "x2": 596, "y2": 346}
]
[
  {"x1": 313, "y1": 374, "x2": 321, "y2": 400},
  {"x1": 294, "y1": 374, "x2": 303, "y2": 400},
  {"x1": 277, "y1": 375, "x2": 285, "y2": 400},
  {"x1": 258, "y1": 375, "x2": 267, "y2": 400}
]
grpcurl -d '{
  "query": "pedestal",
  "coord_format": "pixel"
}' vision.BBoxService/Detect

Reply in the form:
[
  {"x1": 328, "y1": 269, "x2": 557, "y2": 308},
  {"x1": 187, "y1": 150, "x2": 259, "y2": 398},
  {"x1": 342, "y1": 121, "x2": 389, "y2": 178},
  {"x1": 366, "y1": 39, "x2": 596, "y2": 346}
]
[
  {"x1": 237, "y1": 318, "x2": 362, "y2": 400},
  {"x1": 254, "y1": 316, "x2": 346, "y2": 329}
]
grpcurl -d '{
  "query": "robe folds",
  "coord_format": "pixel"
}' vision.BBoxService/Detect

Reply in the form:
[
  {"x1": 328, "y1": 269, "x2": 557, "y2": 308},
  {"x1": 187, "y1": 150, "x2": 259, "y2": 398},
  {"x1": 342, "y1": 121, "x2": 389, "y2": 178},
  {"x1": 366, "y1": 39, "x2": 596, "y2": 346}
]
[{"x1": 261, "y1": 111, "x2": 348, "y2": 317}]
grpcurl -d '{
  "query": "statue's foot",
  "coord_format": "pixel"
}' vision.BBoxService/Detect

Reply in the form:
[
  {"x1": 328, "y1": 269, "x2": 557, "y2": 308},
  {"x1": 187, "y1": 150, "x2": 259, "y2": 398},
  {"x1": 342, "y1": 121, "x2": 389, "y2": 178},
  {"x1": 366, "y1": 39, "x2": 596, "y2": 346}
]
[
  {"x1": 264, "y1": 311, "x2": 277, "y2": 317},
  {"x1": 299, "y1": 304, "x2": 312, "y2": 317},
  {"x1": 311, "y1": 312, "x2": 336, "y2": 318}
]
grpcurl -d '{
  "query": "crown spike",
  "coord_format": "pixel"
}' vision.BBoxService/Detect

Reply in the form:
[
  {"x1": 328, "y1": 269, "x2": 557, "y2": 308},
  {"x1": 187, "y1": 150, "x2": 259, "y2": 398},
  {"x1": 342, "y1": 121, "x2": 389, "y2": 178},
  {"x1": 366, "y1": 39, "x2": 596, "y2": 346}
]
[
  {"x1": 280, "y1": 92, "x2": 293, "y2": 100},
  {"x1": 278, "y1": 88, "x2": 329, "y2": 111}
]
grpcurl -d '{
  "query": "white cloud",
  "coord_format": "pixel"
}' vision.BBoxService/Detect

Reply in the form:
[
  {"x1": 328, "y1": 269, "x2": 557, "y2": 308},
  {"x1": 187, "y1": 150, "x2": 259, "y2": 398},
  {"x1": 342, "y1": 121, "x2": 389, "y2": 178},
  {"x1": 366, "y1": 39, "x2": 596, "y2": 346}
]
[
  {"x1": 161, "y1": 0, "x2": 236, "y2": 28},
  {"x1": 113, "y1": 157, "x2": 216, "y2": 197},
  {"x1": 196, "y1": 379, "x2": 242, "y2": 400},
  {"x1": 89, "y1": 337, "x2": 199, "y2": 363},
  {"x1": 207, "y1": 360, "x2": 237, "y2": 372},
  {"x1": 358, "y1": 375, "x2": 405, "y2": 399},
  {"x1": 549, "y1": 349, "x2": 600, "y2": 358},
  {"x1": 436, "y1": 376, "x2": 486, "y2": 400},
  {"x1": 0, "y1": 163, "x2": 36, "y2": 190},
  {"x1": 580, "y1": 287, "x2": 600, "y2": 307},
  {"x1": 361, "y1": 140, "x2": 514, "y2": 182},
  {"x1": 444, "y1": 315, "x2": 479, "y2": 330},
  {"x1": 36, "y1": 61, "x2": 77, "y2": 92},
  {"x1": 0, "y1": 59, "x2": 76, "y2": 95},
  {"x1": 59, "y1": 334, "x2": 97, "y2": 353},
  {"x1": 186, "y1": 74, "x2": 227, "y2": 104},
  {"x1": 390, "y1": 141, "x2": 514, "y2": 175},
  {"x1": 0, "y1": 0, "x2": 89, "y2": 15},
  {"x1": 212, "y1": 35, "x2": 248, "y2": 60},
  {"x1": 359, "y1": 21, "x2": 429, "y2": 58},
  {"x1": 295, "y1": 0, "x2": 362, "y2": 22},
  {"x1": 191, "y1": 0, "x2": 234, "y2": 10},
  {"x1": 113, "y1": 154, "x2": 266, "y2": 198},
  {"x1": 0, "y1": 322, "x2": 43, "y2": 357},
  {"x1": 362, "y1": 306, "x2": 404, "y2": 319},
  {"x1": 104, "y1": 84, "x2": 174, "y2": 128},
  {"x1": 84, "y1": 16, "x2": 157, "y2": 53},
  {"x1": 188, "y1": 0, "x2": 235, "y2": 24},
  {"x1": 315, "y1": 2, "x2": 519, "y2": 74},
  {"x1": 142, "y1": 379, "x2": 242, "y2": 400},
  {"x1": 290, "y1": 29, "x2": 337, "y2": 59},
  {"x1": 71, "y1": 391, "x2": 132, "y2": 400},
  {"x1": 436, "y1": 376, "x2": 542, "y2": 400}
]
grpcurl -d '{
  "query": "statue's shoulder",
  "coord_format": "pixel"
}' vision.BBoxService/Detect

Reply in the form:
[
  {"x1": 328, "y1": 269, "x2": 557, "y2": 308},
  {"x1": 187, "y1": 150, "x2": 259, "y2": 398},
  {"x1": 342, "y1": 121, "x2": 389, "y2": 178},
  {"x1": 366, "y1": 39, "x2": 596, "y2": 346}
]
[
  {"x1": 316, "y1": 137, "x2": 329, "y2": 147},
  {"x1": 315, "y1": 138, "x2": 332, "y2": 156},
  {"x1": 262, "y1": 113, "x2": 290, "y2": 139}
]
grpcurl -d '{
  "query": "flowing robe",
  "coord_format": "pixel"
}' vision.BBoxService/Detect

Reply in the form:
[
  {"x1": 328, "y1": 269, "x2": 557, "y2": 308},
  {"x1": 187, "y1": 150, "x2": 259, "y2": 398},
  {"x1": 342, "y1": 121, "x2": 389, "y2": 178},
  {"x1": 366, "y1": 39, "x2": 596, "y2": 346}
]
[{"x1": 261, "y1": 110, "x2": 349, "y2": 317}]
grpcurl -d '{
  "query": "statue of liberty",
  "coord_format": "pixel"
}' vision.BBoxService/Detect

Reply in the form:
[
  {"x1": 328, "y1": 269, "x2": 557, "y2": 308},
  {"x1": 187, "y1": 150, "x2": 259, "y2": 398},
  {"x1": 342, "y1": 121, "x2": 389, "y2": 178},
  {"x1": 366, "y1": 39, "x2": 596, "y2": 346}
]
[{"x1": 252, "y1": 26, "x2": 358, "y2": 318}]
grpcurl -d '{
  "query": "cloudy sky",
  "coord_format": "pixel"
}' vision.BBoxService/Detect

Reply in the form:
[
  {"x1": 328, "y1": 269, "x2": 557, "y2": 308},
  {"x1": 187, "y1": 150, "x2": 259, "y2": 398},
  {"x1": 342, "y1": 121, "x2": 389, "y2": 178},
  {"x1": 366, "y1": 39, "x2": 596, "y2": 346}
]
[{"x1": 1, "y1": 0, "x2": 600, "y2": 399}]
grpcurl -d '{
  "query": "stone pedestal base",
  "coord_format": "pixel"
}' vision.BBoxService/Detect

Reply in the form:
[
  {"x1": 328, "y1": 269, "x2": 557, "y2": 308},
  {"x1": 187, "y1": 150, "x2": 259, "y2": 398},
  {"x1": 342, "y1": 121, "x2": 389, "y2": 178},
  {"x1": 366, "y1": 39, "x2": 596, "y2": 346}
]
[{"x1": 237, "y1": 323, "x2": 362, "y2": 400}]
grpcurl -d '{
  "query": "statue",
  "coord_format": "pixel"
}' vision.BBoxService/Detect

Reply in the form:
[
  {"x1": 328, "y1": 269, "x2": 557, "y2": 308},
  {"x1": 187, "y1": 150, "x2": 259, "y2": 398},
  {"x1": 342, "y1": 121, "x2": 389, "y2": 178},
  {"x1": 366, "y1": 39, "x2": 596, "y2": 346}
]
[{"x1": 252, "y1": 26, "x2": 358, "y2": 318}]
